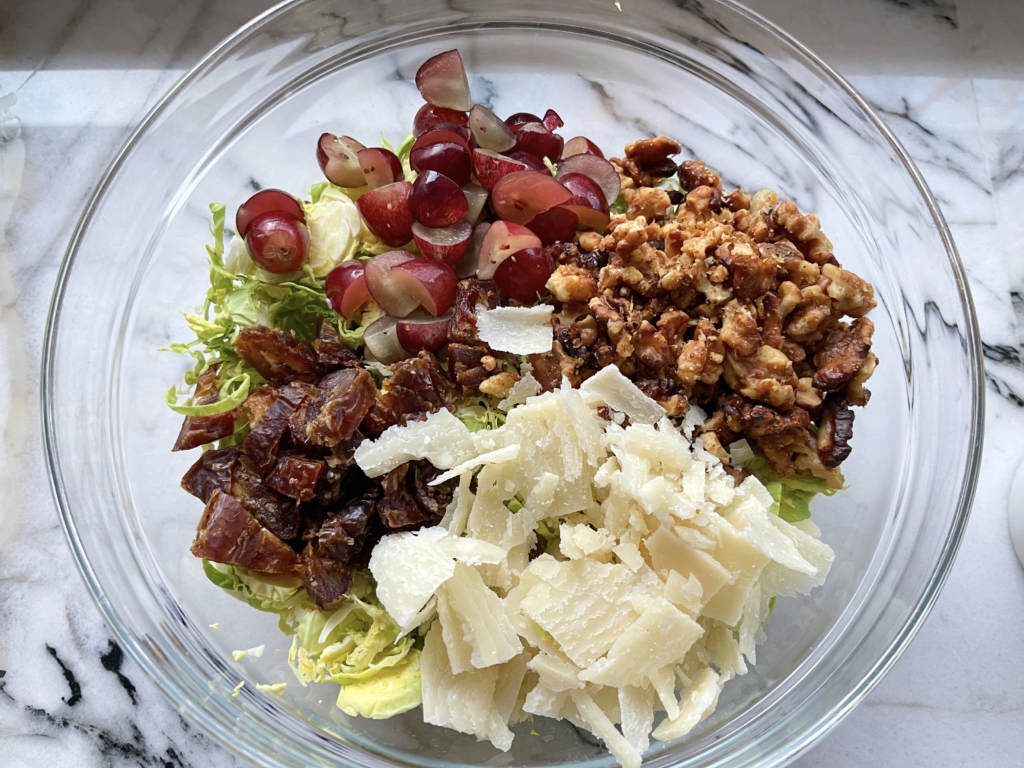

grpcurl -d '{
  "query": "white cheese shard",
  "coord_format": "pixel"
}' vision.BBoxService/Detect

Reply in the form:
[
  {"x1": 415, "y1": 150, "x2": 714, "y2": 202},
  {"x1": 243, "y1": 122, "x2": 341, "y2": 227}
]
[
  {"x1": 528, "y1": 652, "x2": 584, "y2": 692},
  {"x1": 368, "y1": 528, "x2": 457, "y2": 632},
  {"x1": 429, "y1": 444, "x2": 520, "y2": 486},
  {"x1": 570, "y1": 689, "x2": 642, "y2": 768},
  {"x1": 651, "y1": 667, "x2": 723, "y2": 741},
  {"x1": 354, "y1": 409, "x2": 476, "y2": 477},
  {"x1": 420, "y1": 622, "x2": 515, "y2": 751},
  {"x1": 438, "y1": 563, "x2": 523, "y2": 670},
  {"x1": 579, "y1": 598, "x2": 703, "y2": 688},
  {"x1": 579, "y1": 365, "x2": 665, "y2": 424},
  {"x1": 498, "y1": 369, "x2": 542, "y2": 411},
  {"x1": 476, "y1": 305, "x2": 554, "y2": 354},
  {"x1": 645, "y1": 526, "x2": 732, "y2": 609},
  {"x1": 619, "y1": 684, "x2": 656, "y2": 756}
]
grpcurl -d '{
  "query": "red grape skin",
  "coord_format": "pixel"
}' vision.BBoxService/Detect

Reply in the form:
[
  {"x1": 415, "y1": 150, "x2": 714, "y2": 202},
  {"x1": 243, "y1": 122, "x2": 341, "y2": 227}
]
[
  {"x1": 409, "y1": 171, "x2": 468, "y2": 228},
  {"x1": 493, "y1": 247, "x2": 556, "y2": 304},
  {"x1": 560, "y1": 172, "x2": 609, "y2": 213},
  {"x1": 356, "y1": 181, "x2": 415, "y2": 247},
  {"x1": 413, "y1": 104, "x2": 469, "y2": 137},
  {"x1": 505, "y1": 112, "x2": 542, "y2": 132},
  {"x1": 245, "y1": 211, "x2": 310, "y2": 274},
  {"x1": 325, "y1": 260, "x2": 371, "y2": 319},
  {"x1": 236, "y1": 189, "x2": 305, "y2": 238},
  {"x1": 507, "y1": 151, "x2": 547, "y2": 172},
  {"x1": 410, "y1": 142, "x2": 473, "y2": 186}
]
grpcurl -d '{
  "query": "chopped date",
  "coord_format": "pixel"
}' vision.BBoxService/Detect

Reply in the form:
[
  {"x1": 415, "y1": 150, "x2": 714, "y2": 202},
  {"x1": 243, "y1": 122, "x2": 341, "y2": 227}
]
[
  {"x1": 181, "y1": 447, "x2": 239, "y2": 503},
  {"x1": 231, "y1": 455, "x2": 301, "y2": 540},
  {"x1": 378, "y1": 463, "x2": 431, "y2": 529},
  {"x1": 243, "y1": 386, "x2": 278, "y2": 425},
  {"x1": 243, "y1": 385, "x2": 307, "y2": 471},
  {"x1": 235, "y1": 325, "x2": 322, "y2": 385},
  {"x1": 412, "y1": 462, "x2": 458, "y2": 518},
  {"x1": 304, "y1": 368, "x2": 377, "y2": 447},
  {"x1": 449, "y1": 278, "x2": 500, "y2": 345},
  {"x1": 380, "y1": 352, "x2": 451, "y2": 424},
  {"x1": 267, "y1": 455, "x2": 324, "y2": 501},
  {"x1": 317, "y1": 496, "x2": 377, "y2": 561},
  {"x1": 172, "y1": 365, "x2": 236, "y2": 451},
  {"x1": 314, "y1": 317, "x2": 361, "y2": 369},
  {"x1": 300, "y1": 542, "x2": 352, "y2": 611},
  {"x1": 447, "y1": 343, "x2": 492, "y2": 396},
  {"x1": 190, "y1": 490, "x2": 299, "y2": 574}
]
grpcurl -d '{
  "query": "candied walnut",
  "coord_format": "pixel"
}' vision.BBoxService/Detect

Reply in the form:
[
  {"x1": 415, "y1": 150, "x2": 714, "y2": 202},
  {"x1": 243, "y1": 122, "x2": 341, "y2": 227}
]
[
  {"x1": 772, "y1": 200, "x2": 835, "y2": 265},
  {"x1": 760, "y1": 292, "x2": 783, "y2": 349},
  {"x1": 755, "y1": 426, "x2": 843, "y2": 489},
  {"x1": 267, "y1": 455, "x2": 324, "y2": 502},
  {"x1": 623, "y1": 187, "x2": 672, "y2": 221},
  {"x1": 656, "y1": 309, "x2": 689, "y2": 349},
  {"x1": 589, "y1": 296, "x2": 638, "y2": 358},
  {"x1": 381, "y1": 352, "x2": 451, "y2": 423},
  {"x1": 749, "y1": 190, "x2": 779, "y2": 218},
  {"x1": 723, "y1": 189, "x2": 751, "y2": 212},
  {"x1": 191, "y1": 491, "x2": 299, "y2": 574},
  {"x1": 763, "y1": 241, "x2": 819, "y2": 288},
  {"x1": 723, "y1": 345, "x2": 798, "y2": 409},
  {"x1": 235, "y1": 325, "x2": 322, "y2": 385},
  {"x1": 795, "y1": 377, "x2": 823, "y2": 409},
  {"x1": 678, "y1": 159, "x2": 722, "y2": 191},
  {"x1": 479, "y1": 371, "x2": 521, "y2": 399},
  {"x1": 547, "y1": 264, "x2": 598, "y2": 303},
  {"x1": 231, "y1": 454, "x2": 300, "y2": 540},
  {"x1": 301, "y1": 541, "x2": 352, "y2": 611},
  {"x1": 625, "y1": 136, "x2": 681, "y2": 171},
  {"x1": 172, "y1": 365, "x2": 236, "y2": 451},
  {"x1": 822, "y1": 263, "x2": 876, "y2": 318},
  {"x1": 817, "y1": 396, "x2": 854, "y2": 468},
  {"x1": 720, "y1": 301, "x2": 762, "y2": 356},
  {"x1": 813, "y1": 317, "x2": 874, "y2": 391},
  {"x1": 243, "y1": 384, "x2": 306, "y2": 471},
  {"x1": 378, "y1": 463, "x2": 430, "y2": 529},
  {"x1": 637, "y1": 379, "x2": 689, "y2": 417},
  {"x1": 181, "y1": 447, "x2": 239, "y2": 503},
  {"x1": 448, "y1": 343, "x2": 492, "y2": 396},
  {"x1": 785, "y1": 285, "x2": 833, "y2": 343},
  {"x1": 685, "y1": 186, "x2": 723, "y2": 215},
  {"x1": 413, "y1": 462, "x2": 458, "y2": 518},
  {"x1": 700, "y1": 431, "x2": 731, "y2": 465},
  {"x1": 676, "y1": 340, "x2": 708, "y2": 392},
  {"x1": 845, "y1": 351, "x2": 877, "y2": 406},
  {"x1": 717, "y1": 242, "x2": 777, "y2": 300},
  {"x1": 720, "y1": 395, "x2": 811, "y2": 438},
  {"x1": 529, "y1": 340, "x2": 582, "y2": 391},
  {"x1": 449, "y1": 278, "x2": 500, "y2": 344},
  {"x1": 305, "y1": 368, "x2": 377, "y2": 447},
  {"x1": 693, "y1": 318, "x2": 725, "y2": 385},
  {"x1": 777, "y1": 280, "x2": 802, "y2": 318},
  {"x1": 314, "y1": 317, "x2": 360, "y2": 369},
  {"x1": 636, "y1": 321, "x2": 674, "y2": 371}
]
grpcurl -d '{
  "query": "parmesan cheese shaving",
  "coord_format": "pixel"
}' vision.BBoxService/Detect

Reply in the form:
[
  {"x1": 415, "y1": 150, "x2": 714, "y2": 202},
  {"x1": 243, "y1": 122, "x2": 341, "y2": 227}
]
[
  {"x1": 476, "y1": 305, "x2": 555, "y2": 355},
  {"x1": 363, "y1": 379, "x2": 834, "y2": 765}
]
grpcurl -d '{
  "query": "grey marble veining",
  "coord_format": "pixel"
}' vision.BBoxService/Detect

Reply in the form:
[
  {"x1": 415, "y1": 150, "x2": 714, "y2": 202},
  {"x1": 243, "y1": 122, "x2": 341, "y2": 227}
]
[{"x1": 2, "y1": 1, "x2": 1024, "y2": 767}]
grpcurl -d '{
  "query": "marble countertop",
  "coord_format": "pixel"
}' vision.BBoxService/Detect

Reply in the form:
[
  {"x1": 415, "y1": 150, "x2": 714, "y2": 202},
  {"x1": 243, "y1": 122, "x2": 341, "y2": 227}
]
[{"x1": 2, "y1": 1, "x2": 1023, "y2": 766}]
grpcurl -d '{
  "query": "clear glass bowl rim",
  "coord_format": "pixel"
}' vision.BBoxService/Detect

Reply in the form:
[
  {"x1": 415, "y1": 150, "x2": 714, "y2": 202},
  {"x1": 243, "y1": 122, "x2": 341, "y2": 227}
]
[{"x1": 40, "y1": 0, "x2": 985, "y2": 766}]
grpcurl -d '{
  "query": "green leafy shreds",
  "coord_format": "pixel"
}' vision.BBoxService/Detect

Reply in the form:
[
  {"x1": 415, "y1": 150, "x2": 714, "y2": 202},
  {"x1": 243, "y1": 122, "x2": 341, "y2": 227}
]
[
  {"x1": 202, "y1": 560, "x2": 310, "y2": 633},
  {"x1": 743, "y1": 456, "x2": 837, "y2": 524},
  {"x1": 383, "y1": 133, "x2": 416, "y2": 181},
  {"x1": 164, "y1": 373, "x2": 251, "y2": 416},
  {"x1": 289, "y1": 572, "x2": 421, "y2": 719},
  {"x1": 610, "y1": 196, "x2": 628, "y2": 215},
  {"x1": 338, "y1": 303, "x2": 383, "y2": 350},
  {"x1": 504, "y1": 495, "x2": 525, "y2": 513},
  {"x1": 456, "y1": 399, "x2": 507, "y2": 433}
]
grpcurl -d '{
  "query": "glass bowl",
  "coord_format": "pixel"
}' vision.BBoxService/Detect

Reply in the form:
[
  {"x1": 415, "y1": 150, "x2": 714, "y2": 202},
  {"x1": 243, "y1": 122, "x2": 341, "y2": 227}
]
[{"x1": 42, "y1": 1, "x2": 983, "y2": 766}]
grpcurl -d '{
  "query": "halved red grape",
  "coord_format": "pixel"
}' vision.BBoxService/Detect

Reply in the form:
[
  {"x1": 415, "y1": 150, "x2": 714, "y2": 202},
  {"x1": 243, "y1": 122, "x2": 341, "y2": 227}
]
[
  {"x1": 560, "y1": 172, "x2": 609, "y2": 214},
  {"x1": 410, "y1": 141, "x2": 472, "y2": 186},
  {"x1": 491, "y1": 171, "x2": 572, "y2": 225},
  {"x1": 392, "y1": 259, "x2": 458, "y2": 315},
  {"x1": 477, "y1": 220, "x2": 542, "y2": 279},
  {"x1": 513, "y1": 122, "x2": 563, "y2": 162},
  {"x1": 358, "y1": 147, "x2": 404, "y2": 189},
  {"x1": 472, "y1": 149, "x2": 528, "y2": 191},
  {"x1": 561, "y1": 136, "x2": 605, "y2": 160},
  {"x1": 527, "y1": 206, "x2": 579, "y2": 246},
  {"x1": 506, "y1": 112, "x2": 542, "y2": 132},
  {"x1": 493, "y1": 247, "x2": 556, "y2": 304},
  {"x1": 542, "y1": 109, "x2": 564, "y2": 132},
  {"x1": 363, "y1": 315, "x2": 408, "y2": 364},
  {"x1": 430, "y1": 122, "x2": 475, "y2": 149},
  {"x1": 469, "y1": 104, "x2": 517, "y2": 152},
  {"x1": 558, "y1": 204, "x2": 611, "y2": 231},
  {"x1": 413, "y1": 104, "x2": 469, "y2": 137},
  {"x1": 409, "y1": 170, "x2": 468, "y2": 228},
  {"x1": 556, "y1": 153, "x2": 620, "y2": 207},
  {"x1": 455, "y1": 222, "x2": 489, "y2": 278},
  {"x1": 325, "y1": 260, "x2": 371, "y2": 319},
  {"x1": 415, "y1": 50, "x2": 472, "y2": 111},
  {"x1": 508, "y1": 151, "x2": 548, "y2": 173},
  {"x1": 317, "y1": 134, "x2": 366, "y2": 188},
  {"x1": 364, "y1": 251, "x2": 420, "y2": 317},
  {"x1": 462, "y1": 182, "x2": 488, "y2": 223},
  {"x1": 245, "y1": 211, "x2": 310, "y2": 274},
  {"x1": 236, "y1": 189, "x2": 305, "y2": 238},
  {"x1": 412, "y1": 128, "x2": 472, "y2": 155},
  {"x1": 396, "y1": 310, "x2": 454, "y2": 353},
  {"x1": 412, "y1": 219, "x2": 473, "y2": 264},
  {"x1": 356, "y1": 181, "x2": 415, "y2": 247}
]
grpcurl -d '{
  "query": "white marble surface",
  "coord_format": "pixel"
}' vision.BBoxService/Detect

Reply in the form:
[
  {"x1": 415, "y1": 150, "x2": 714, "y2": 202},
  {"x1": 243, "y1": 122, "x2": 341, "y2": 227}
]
[{"x1": 2, "y1": 0, "x2": 1024, "y2": 766}]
